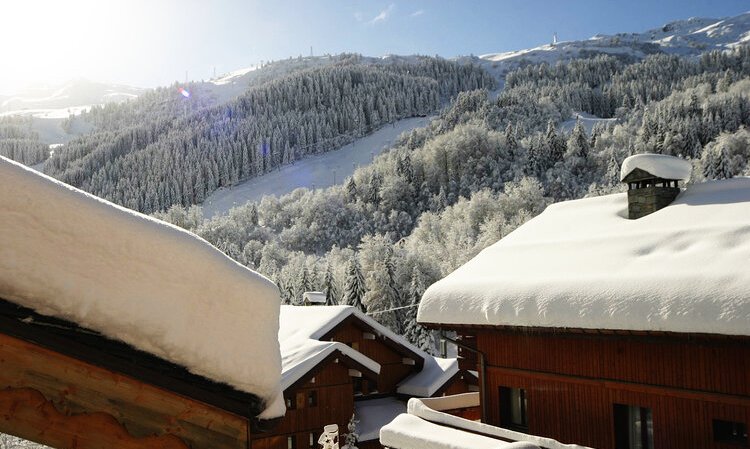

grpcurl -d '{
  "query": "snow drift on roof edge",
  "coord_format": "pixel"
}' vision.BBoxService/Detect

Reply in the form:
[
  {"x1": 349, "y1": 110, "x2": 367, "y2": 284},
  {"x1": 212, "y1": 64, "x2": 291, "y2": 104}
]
[
  {"x1": 418, "y1": 178, "x2": 750, "y2": 336},
  {"x1": 0, "y1": 156, "x2": 284, "y2": 418}
]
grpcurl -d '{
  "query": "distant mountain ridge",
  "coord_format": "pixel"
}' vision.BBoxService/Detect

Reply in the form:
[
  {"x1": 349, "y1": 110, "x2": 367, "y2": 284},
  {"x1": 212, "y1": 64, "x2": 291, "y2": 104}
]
[
  {"x1": 0, "y1": 78, "x2": 144, "y2": 115},
  {"x1": 473, "y1": 12, "x2": 750, "y2": 80}
]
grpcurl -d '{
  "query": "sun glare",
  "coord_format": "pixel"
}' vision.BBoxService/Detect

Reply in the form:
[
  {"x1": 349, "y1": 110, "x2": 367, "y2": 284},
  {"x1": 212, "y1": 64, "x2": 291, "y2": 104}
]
[{"x1": 1, "y1": 0, "x2": 138, "y2": 94}]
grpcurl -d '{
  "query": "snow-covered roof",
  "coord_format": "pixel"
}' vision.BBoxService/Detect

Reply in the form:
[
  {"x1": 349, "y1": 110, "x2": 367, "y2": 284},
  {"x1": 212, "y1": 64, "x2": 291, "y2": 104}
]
[
  {"x1": 355, "y1": 397, "x2": 407, "y2": 441},
  {"x1": 302, "y1": 291, "x2": 326, "y2": 304},
  {"x1": 279, "y1": 305, "x2": 381, "y2": 390},
  {"x1": 620, "y1": 153, "x2": 693, "y2": 182},
  {"x1": 279, "y1": 305, "x2": 462, "y2": 397},
  {"x1": 396, "y1": 357, "x2": 459, "y2": 397},
  {"x1": 0, "y1": 156, "x2": 284, "y2": 418},
  {"x1": 380, "y1": 395, "x2": 586, "y2": 449},
  {"x1": 380, "y1": 414, "x2": 538, "y2": 449},
  {"x1": 418, "y1": 178, "x2": 750, "y2": 336}
]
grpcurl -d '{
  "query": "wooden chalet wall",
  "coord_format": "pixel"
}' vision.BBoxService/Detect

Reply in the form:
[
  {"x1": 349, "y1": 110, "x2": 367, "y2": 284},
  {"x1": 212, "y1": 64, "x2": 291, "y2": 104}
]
[
  {"x1": 457, "y1": 328, "x2": 750, "y2": 449},
  {"x1": 252, "y1": 356, "x2": 356, "y2": 449},
  {"x1": 0, "y1": 332, "x2": 251, "y2": 449},
  {"x1": 324, "y1": 319, "x2": 420, "y2": 394}
]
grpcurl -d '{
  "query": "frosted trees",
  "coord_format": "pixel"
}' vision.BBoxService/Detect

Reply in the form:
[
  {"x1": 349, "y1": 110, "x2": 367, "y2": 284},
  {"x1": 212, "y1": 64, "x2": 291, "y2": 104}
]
[{"x1": 342, "y1": 257, "x2": 367, "y2": 313}]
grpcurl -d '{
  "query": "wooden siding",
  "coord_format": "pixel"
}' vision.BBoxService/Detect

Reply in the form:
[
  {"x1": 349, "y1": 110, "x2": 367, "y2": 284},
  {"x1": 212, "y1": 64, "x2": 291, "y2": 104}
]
[
  {"x1": 327, "y1": 321, "x2": 420, "y2": 394},
  {"x1": 253, "y1": 356, "x2": 354, "y2": 449},
  {"x1": 0, "y1": 332, "x2": 250, "y2": 449},
  {"x1": 461, "y1": 328, "x2": 750, "y2": 449},
  {"x1": 433, "y1": 370, "x2": 479, "y2": 398}
]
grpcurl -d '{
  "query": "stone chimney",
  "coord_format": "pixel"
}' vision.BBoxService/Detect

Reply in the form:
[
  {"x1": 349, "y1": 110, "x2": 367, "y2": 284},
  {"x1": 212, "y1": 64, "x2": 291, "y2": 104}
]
[{"x1": 620, "y1": 154, "x2": 692, "y2": 219}]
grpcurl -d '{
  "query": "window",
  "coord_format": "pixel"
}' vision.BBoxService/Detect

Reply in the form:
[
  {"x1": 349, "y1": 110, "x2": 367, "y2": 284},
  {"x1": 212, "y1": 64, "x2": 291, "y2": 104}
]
[
  {"x1": 439, "y1": 338, "x2": 448, "y2": 357},
  {"x1": 285, "y1": 396, "x2": 295, "y2": 410},
  {"x1": 353, "y1": 377, "x2": 364, "y2": 395},
  {"x1": 351, "y1": 341, "x2": 360, "y2": 351},
  {"x1": 714, "y1": 419, "x2": 748, "y2": 445},
  {"x1": 287, "y1": 435, "x2": 296, "y2": 449},
  {"x1": 308, "y1": 432, "x2": 318, "y2": 448},
  {"x1": 613, "y1": 404, "x2": 653, "y2": 449},
  {"x1": 296, "y1": 392, "x2": 306, "y2": 409},
  {"x1": 307, "y1": 390, "x2": 318, "y2": 407},
  {"x1": 499, "y1": 387, "x2": 528, "y2": 431}
]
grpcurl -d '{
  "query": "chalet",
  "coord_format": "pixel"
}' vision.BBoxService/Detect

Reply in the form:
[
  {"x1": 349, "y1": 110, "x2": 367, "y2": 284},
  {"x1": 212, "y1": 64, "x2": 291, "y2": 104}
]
[
  {"x1": 0, "y1": 156, "x2": 284, "y2": 449},
  {"x1": 416, "y1": 154, "x2": 750, "y2": 448},
  {"x1": 258, "y1": 305, "x2": 478, "y2": 449}
]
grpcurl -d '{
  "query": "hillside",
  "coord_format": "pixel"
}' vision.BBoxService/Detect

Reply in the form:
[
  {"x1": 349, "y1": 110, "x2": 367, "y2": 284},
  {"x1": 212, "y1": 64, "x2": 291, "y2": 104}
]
[
  {"x1": 154, "y1": 43, "x2": 750, "y2": 351},
  {"x1": 42, "y1": 57, "x2": 494, "y2": 213}
]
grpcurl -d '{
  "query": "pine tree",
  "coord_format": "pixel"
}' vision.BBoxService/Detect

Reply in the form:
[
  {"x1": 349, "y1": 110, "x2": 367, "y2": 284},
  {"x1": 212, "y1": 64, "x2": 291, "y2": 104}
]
[
  {"x1": 345, "y1": 177, "x2": 357, "y2": 202},
  {"x1": 716, "y1": 146, "x2": 733, "y2": 179},
  {"x1": 567, "y1": 119, "x2": 589, "y2": 159},
  {"x1": 248, "y1": 204, "x2": 259, "y2": 226},
  {"x1": 545, "y1": 120, "x2": 565, "y2": 163},
  {"x1": 296, "y1": 265, "x2": 312, "y2": 304},
  {"x1": 381, "y1": 248, "x2": 404, "y2": 334},
  {"x1": 343, "y1": 257, "x2": 367, "y2": 313},
  {"x1": 604, "y1": 153, "x2": 620, "y2": 187},
  {"x1": 323, "y1": 263, "x2": 339, "y2": 305},
  {"x1": 344, "y1": 414, "x2": 359, "y2": 449},
  {"x1": 403, "y1": 266, "x2": 434, "y2": 354}
]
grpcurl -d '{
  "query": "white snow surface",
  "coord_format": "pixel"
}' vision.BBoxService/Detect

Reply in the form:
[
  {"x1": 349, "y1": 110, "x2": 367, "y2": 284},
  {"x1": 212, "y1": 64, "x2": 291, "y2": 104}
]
[
  {"x1": 302, "y1": 291, "x2": 326, "y2": 304},
  {"x1": 355, "y1": 397, "x2": 407, "y2": 441},
  {"x1": 559, "y1": 112, "x2": 618, "y2": 135},
  {"x1": 380, "y1": 413, "x2": 538, "y2": 449},
  {"x1": 405, "y1": 398, "x2": 588, "y2": 449},
  {"x1": 620, "y1": 153, "x2": 693, "y2": 182},
  {"x1": 0, "y1": 156, "x2": 284, "y2": 418},
  {"x1": 418, "y1": 178, "x2": 750, "y2": 336},
  {"x1": 396, "y1": 356, "x2": 459, "y2": 397},
  {"x1": 201, "y1": 116, "x2": 433, "y2": 218}
]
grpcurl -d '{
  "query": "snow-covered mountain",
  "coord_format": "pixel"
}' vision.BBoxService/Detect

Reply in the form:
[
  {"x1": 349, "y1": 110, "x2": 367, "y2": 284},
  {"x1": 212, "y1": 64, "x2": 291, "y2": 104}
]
[
  {"x1": 0, "y1": 78, "x2": 144, "y2": 116},
  {"x1": 473, "y1": 12, "x2": 750, "y2": 80}
]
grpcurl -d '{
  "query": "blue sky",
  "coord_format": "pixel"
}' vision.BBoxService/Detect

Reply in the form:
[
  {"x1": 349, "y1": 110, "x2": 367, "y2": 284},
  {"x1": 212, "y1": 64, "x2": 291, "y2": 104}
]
[{"x1": 2, "y1": 0, "x2": 748, "y2": 92}]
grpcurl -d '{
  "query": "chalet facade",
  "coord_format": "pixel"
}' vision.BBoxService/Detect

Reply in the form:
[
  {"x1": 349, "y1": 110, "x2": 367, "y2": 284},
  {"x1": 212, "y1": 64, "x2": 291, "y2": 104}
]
[
  {"x1": 259, "y1": 305, "x2": 477, "y2": 449},
  {"x1": 0, "y1": 156, "x2": 285, "y2": 449},
  {"x1": 416, "y1": 155, "x2": 750, "y2": 449}
]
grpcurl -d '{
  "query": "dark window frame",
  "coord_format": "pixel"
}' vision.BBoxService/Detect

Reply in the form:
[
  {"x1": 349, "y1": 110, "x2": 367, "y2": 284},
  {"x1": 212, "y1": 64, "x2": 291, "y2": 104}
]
[
  {"x1": 499, "y1": 386, "x2": 528, "y2": 432},
  {"x1": 713, "y1": 419, "x2": 749, "y2": 446},
  {"x1": 613, "y1": 403, "x2": 654, "y2": 449},
  {"x1": 307, "y1": 390, "x2": 318, "y2": 407}
]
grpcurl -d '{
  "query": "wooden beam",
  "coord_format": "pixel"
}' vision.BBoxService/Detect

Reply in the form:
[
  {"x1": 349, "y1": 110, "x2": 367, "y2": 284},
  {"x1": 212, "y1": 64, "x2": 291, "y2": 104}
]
[
  {"x1": 0, "y1": 387, "x2": 189, "y2": 449},
  {"x1": 0, "y1": 331, "x2": 251, "y2": 449}
]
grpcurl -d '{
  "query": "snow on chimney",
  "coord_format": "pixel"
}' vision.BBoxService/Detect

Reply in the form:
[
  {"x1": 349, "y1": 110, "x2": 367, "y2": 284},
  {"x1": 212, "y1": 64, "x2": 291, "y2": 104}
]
[{"x1": 620, "y1": 154, "x2": 692, "y2": 219}]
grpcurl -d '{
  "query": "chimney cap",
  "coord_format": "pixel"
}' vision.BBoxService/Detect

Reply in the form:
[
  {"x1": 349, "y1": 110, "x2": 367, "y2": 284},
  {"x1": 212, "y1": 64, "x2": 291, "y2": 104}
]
[{"x1": 620, "y1": 154, "x2": 692, "y2": 183}]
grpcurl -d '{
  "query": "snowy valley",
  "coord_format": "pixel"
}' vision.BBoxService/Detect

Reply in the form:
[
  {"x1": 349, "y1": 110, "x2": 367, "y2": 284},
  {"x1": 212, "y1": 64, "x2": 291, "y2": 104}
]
[{"x1": 2, "y1": 5, "x2": 750, "y2": 449}]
